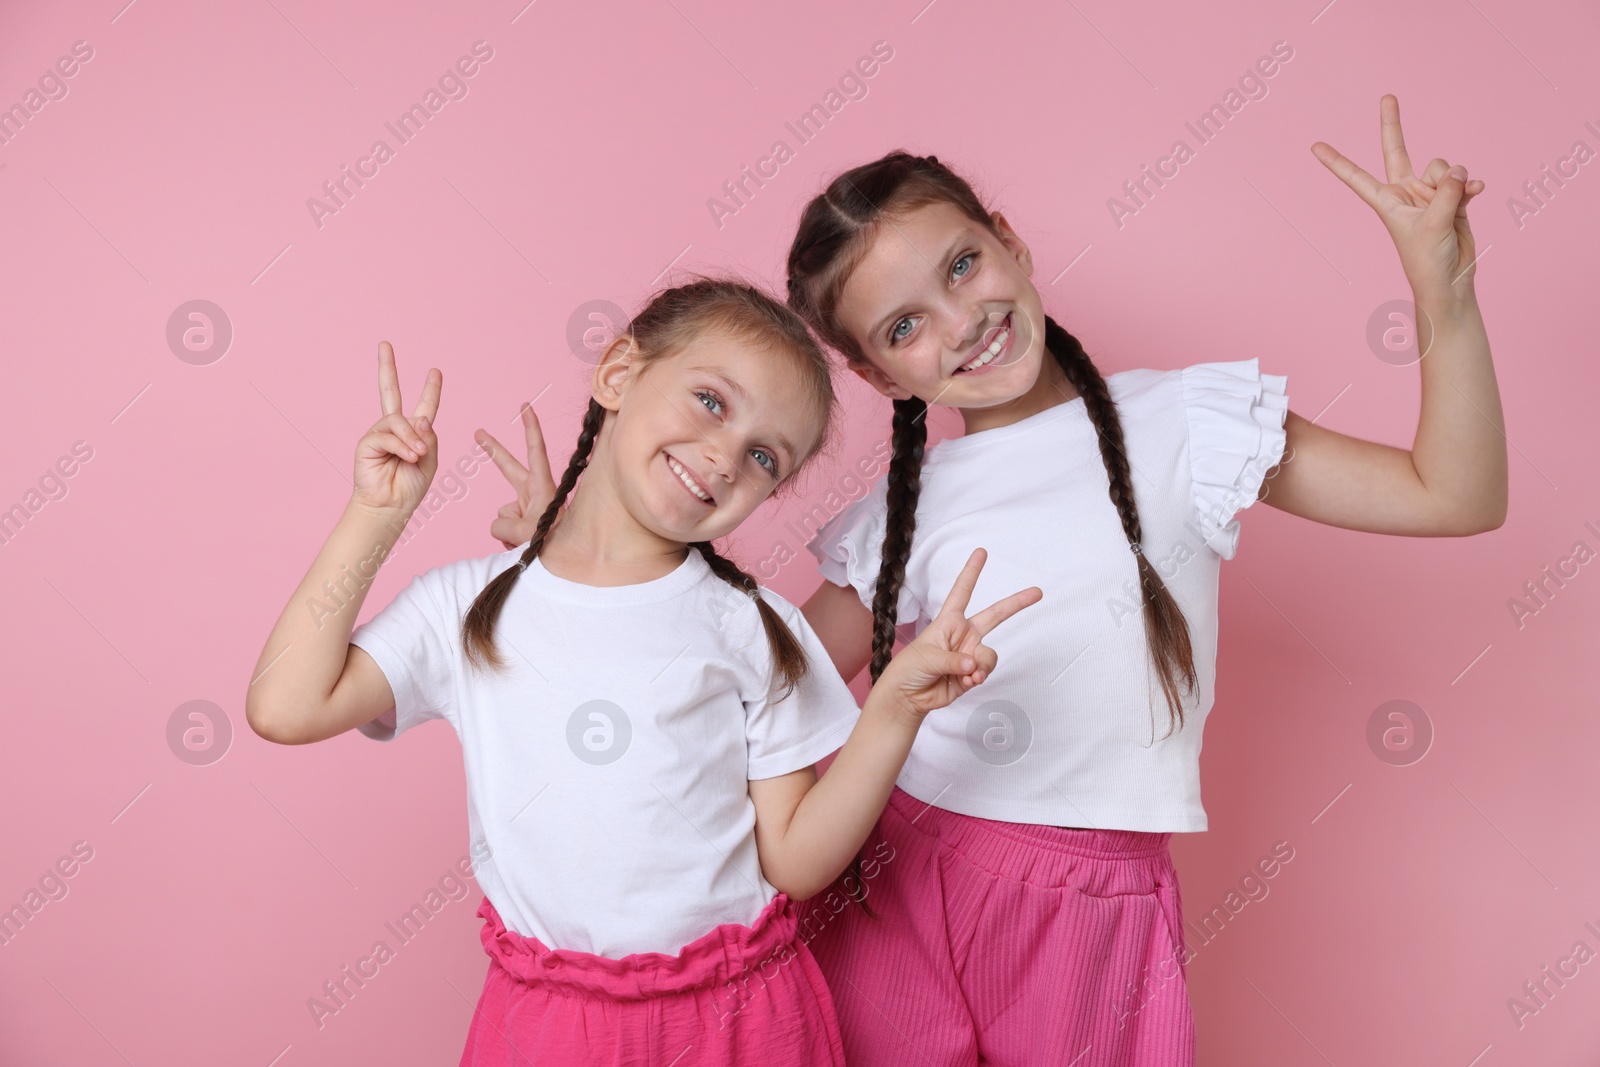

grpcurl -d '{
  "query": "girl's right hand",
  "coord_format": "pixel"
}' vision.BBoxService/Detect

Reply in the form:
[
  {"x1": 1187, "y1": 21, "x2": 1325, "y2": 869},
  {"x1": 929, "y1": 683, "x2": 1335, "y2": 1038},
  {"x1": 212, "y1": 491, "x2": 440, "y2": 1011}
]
[
  {"x1": 875, "y1": 548, "x2": 1042, "y2": 720},
  {"x1": 351, "y1": 340, "x2": 442, "y2": 516}
]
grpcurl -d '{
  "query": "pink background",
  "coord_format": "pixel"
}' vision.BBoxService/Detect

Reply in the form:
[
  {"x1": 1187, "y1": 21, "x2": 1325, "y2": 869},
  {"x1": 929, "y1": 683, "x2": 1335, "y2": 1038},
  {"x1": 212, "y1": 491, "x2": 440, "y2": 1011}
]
[{"x1": 3, "y1": 0, "x2": 1597, "y2": 1063}]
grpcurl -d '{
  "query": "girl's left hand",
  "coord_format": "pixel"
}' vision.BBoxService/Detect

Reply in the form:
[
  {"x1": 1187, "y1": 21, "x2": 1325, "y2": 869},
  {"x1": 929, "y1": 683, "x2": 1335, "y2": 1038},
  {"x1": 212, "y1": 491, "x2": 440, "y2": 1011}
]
[
  {"x1": 877, "y1": 548, "x2": 1042, "y2": 719},
  {"x1": 1312, "y1": 94, "x2": 1486, "y2": 302},
  {"x1": 475, "y1": 402, "x2": 559, "y2": 550}
]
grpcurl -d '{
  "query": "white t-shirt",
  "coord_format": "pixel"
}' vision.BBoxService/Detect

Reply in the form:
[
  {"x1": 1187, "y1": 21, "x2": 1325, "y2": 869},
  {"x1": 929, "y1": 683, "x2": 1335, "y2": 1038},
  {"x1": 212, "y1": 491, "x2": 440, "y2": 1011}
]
[
  {"x1": 350, "y1": 547, "x2": 859, "y2": 959},
  {"x1": 809, "y1": 359, "x2": 1288, "y2": 833}
]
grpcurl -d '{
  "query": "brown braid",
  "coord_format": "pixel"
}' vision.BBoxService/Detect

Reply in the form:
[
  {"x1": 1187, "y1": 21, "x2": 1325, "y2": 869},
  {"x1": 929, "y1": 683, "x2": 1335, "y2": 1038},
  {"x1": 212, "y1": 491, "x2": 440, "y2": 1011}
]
[
  {"x1": 785, "y1": 151, "x2": 1199, "y2": 741},
  {"x1": 1045, "y1": 316, "x2": 1196, "y2": 734},
  {"x1": 461, "y1": 277, "x2": 837, "y2": 691},
  {"x1": 867, "y1": 397, "x2": 928, "y2": 685}
]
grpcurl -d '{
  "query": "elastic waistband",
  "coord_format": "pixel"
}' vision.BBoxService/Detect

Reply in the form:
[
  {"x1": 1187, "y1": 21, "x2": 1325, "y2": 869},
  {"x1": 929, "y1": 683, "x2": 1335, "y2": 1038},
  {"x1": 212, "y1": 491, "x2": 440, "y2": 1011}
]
[
  {"x1": 475, "y1": 894, "x2": 801, "y2": 1000},
  {"x1": 886, "y1": 787, "x2": 1174, "y2": 888}
]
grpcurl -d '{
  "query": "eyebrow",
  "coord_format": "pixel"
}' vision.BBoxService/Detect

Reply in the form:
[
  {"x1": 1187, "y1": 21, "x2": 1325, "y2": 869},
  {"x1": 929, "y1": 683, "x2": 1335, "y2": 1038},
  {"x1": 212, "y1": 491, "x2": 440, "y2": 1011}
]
[
  {"x1": 868, "y1": 230, "x2": 971, "y2": 342},
  {"x1": 691, "y1": 367, "x2": 800, "y2": 467}
]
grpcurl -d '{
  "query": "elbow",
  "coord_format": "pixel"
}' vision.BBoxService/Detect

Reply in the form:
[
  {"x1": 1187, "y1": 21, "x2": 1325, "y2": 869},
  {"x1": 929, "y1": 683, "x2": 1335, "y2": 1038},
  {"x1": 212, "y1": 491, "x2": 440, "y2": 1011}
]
[
  {"x1": 245, "y1": 696, "x2": 302, "y2": 746},
  {"x1": 245, "y1": 701, "x2": 285, "y2": 745},
  {"x1": 1475, "y1": 474, "x2": 1511, "y2": 533},
  {"x1": 1453, "y1": 495, "x2": 1508, "y2": 536},
  {"x1": 763, "y1": 865, "x2": 825, "y2": 903},
  {"x1": 771, "y1": 874, "x2": 825, "y2": 903},
  {"x1": 1424, "y1": 485, "x2": 1507, "y2": 536},
  {"x1": 1484, "y1": 490, "x2": 1510, "y2": 532}
]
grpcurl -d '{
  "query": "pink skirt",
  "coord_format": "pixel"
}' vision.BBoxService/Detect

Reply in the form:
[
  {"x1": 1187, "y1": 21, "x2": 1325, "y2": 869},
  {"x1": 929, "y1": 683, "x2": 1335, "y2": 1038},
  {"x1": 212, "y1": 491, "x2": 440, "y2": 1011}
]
[
  {"x1": 799, "y1": 786, "x2": 1196, "y2": 1066},
  {"x1": 459, "y1": 893, "x2": 846, "y2": 1067}
]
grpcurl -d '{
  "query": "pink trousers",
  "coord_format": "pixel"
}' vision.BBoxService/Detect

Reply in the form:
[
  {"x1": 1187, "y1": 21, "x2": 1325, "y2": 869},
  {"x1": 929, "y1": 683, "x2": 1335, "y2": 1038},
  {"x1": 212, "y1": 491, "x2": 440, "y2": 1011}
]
[
  {"x1": 798, "y1": 787, "x2": 1197, "y2": 1066},
  {"x1": 459, "y1": 893, "x2": 846, "y2": 1067}
]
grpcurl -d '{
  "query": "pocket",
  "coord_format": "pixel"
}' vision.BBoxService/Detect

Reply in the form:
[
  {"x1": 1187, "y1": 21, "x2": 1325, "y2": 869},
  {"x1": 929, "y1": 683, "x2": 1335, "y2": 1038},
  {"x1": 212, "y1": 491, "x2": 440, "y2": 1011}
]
[
  {"x1": 1153, "y1": 872, "x2": 1191, "y2": 981},
  {"x1": 935, "y1": 843, "x2": 994, "y2": 982}
]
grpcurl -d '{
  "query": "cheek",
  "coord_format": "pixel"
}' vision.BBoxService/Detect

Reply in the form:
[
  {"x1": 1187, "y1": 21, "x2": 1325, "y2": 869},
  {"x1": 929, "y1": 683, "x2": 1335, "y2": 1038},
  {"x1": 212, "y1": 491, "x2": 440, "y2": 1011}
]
[
  {"x1": 603, "y1": 412, "x2": 663, "y2": 488},
  {"x1": 899, "y1": 338, "x2": 947, "y2": 384},
  {"x1": 857, "y1": 340, "x2": 916, "y2": 385},
  {"x1": 728, "y1": 482, "x2": 777, "y2": 522},
  {"x1": 622, "y1": 401, "x2": 684, "y2": 451}
]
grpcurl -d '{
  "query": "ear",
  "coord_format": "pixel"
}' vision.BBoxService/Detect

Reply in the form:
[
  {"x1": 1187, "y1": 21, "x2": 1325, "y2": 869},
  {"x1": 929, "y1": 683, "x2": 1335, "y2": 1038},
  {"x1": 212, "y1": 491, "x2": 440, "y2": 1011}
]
[
  {"x1": 592, "y1": 335, "x2": 639, "y2": 412},
  {"x1": 991, "y1": 211, "x2": 1034, "y2": 277},
  {"x1": 850, "y1": 360, "x2": 914, "y2": 402}
]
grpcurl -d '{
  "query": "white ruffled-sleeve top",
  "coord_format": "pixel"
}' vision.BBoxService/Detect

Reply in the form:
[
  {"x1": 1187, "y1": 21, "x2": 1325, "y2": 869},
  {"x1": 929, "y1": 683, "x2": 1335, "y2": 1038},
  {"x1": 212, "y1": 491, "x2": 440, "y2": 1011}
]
[{"x1": 809, "y1": 359, "x2": 1289, "y2": 832}]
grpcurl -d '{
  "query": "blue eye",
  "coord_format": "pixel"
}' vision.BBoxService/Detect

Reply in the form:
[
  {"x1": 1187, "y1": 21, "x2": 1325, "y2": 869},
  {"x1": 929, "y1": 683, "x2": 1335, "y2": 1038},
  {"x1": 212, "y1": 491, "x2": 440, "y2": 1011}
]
[
  {"x1": 890, "y1": 317, "x2": 915, "y2": 344},
  {"x1": 951, "y1": 252, "x2": 975, "y2": 279},
  {"x1": 698, "y1": 388, "x2": 780, "y2": 477}
]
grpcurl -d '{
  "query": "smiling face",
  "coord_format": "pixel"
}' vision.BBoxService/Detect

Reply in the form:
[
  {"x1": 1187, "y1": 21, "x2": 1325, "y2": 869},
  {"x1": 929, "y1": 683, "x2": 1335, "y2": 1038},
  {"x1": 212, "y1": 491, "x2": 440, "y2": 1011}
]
[
  {"x1": 592, "y1": 328, "x2": 825, "y2": 545},
  {"x1": 833, "y1": 200, "x2": 1067, "y2": 430}
]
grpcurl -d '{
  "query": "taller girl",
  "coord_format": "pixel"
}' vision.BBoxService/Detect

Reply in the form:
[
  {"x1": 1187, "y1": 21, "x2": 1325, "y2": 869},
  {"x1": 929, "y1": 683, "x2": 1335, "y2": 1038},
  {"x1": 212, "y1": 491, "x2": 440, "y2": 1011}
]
[{"x1": 783, "y1": 95, "x2": 1505, "y2": 1064}]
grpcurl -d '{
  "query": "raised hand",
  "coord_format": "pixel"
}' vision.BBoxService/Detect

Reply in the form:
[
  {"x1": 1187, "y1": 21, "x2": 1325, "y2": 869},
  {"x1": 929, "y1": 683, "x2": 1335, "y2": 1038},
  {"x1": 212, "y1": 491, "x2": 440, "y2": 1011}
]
[
  {"x1": 351, "y1": 341, "x2": 441, "y2": 516},
  {"x1": 475, "y1": 403, "x2": 558, "y2": 550},
  {"x1": 1312, "y1": 94, "x2": 1486, "y2": 302},
  {"x1": 876, "y1": 548, "x2": 1042, "y2": 718}
]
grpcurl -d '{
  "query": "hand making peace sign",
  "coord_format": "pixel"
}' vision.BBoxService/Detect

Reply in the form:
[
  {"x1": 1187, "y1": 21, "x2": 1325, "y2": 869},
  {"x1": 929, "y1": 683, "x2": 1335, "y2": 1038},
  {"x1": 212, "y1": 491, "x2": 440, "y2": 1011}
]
[
  {"x1": 877, "y1": 548, "x2": 1043, "y2": 719},
  {"x1": 475, "y1": 403, "x2": 559, "y2": 550},
  {"x1": 351, "y1": 341, "x2": 443, "y2": 516},
  {"x1": 1312, "y1": 94, "x2": 1486, "y2": 303}
]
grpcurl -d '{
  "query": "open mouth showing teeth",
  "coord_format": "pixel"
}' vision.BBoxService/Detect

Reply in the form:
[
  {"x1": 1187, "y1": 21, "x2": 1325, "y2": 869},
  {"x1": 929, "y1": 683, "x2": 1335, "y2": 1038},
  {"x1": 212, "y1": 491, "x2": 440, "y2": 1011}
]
[
  {"x1": 957, "y1": 313, "x2": 1013, "y2": 373},
  {"x1": 666, "y1": 454, "x2": 714, "y2": 503}
]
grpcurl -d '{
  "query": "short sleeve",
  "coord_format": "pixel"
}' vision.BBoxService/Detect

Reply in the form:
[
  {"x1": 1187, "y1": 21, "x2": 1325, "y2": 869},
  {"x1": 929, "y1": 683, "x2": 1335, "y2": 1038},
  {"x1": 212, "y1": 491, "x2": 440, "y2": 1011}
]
[
  {"x1": 805, "y1": 478, "x2": 923, "y2": 627},
  {"x1": 350, "y1": 565, "x2": 463, "y2": 742},
  {"x1": 742, "y1": 591, "x2": 861, "y2": 780},
  {"x1": 1180, "y1": 358, "x2": 1290, "y2": 559}
]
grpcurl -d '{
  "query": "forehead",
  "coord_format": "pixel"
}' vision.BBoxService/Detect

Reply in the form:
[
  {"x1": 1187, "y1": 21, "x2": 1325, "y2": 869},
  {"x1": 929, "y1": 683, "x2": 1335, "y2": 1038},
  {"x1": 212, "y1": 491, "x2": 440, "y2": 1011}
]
[{"x1": 838, "y1": 201, "x2": 987, "y2": 325}]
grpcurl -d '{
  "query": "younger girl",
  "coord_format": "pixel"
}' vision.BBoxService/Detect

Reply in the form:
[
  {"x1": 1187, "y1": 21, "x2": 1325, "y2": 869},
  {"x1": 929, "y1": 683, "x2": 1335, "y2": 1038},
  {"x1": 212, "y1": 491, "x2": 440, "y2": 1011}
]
[
  {"x1": 778, "y1": 97, "x2": 1504, "y2": 1064},
  {"x1": 245, "y1": 278, "x2": 1039, "y2": 1066}
]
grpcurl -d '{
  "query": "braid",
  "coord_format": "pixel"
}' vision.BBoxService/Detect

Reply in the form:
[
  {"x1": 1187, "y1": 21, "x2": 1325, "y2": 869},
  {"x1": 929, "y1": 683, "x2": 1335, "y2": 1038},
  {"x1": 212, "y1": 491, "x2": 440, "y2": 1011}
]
[
  {"x1": 816, "y1": 395, "x2": 928, "y2": 920},
  {"x1": 868, "y1": 397, "x2": 929, "y2": 683},
  {"x1": 692, "y1": 541, "x2": 809, "y2": 703},
  {"x1": 461, "y1": 398, "x2": 606, "y2": 671},
  {"x1": 1045, "y1": 315, "x2": 1197, "y2": 735}
]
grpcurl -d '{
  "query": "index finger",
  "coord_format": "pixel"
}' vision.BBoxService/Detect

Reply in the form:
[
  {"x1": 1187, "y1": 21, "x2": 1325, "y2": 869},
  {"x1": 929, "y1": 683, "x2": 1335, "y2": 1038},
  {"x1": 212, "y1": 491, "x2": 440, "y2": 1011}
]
[
  {"x1": 377, "y1": 341, "x2": 403, "y2": 417},
  {"x1": 966, "y1": 585, "x2": 1043, "y2": 639},
  {"x1": 1310, "y1": 141, "x2": 1384, "y2": 212},
  {"x1": 475, "y1": 427, "x2": 531, "y2": 486},
  {"x1": 934, "y1": 548, "x2": 988, "y2": 621}
]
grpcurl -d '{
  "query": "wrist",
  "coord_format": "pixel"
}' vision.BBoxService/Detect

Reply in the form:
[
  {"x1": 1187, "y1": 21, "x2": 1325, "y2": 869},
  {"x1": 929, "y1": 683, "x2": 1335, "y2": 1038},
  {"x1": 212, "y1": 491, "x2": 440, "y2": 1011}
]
[
  {"x1": 344, "y1": 497, "x2": 414, "y2": 538},
  {"x1": 861, "y1": 685, "x2": 925, "y2": 735},
  {"x1": 1411, "y1": 281, "x2": 1480, "y2": 324}
]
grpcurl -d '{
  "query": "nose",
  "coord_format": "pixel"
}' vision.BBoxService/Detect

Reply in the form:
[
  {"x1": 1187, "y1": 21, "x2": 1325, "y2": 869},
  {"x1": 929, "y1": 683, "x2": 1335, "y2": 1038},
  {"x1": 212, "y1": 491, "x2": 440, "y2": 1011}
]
[
  {"x1": 942, "y1": 299, "x2": 987, "y2": 352},
  {"x1": 700, "y1": 435, "x2": 739, "y2": 486}
]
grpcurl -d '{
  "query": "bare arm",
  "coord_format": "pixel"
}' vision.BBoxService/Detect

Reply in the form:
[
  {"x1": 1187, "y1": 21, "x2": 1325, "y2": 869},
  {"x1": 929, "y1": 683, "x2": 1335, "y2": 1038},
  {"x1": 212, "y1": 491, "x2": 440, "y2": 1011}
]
[
  {"x1": 800, "y1": 577, "x2": 875, "y2": 684},
  {"x1": 246, "y1": 342, "x2": 443, "y2": 745},
  {"x1": 1263, "y1": 96, "x2": 1506, "y2": 537},
  {"x1": 1263, "y1": 296, "x2": 1505, "y2": 535},
  {"x1": 749, "y1": 550, "x2": 1041, "y2": 900},
  {"x1": 245, "y1": 501, "x2": 417, "y2": 744},
  {"x1": 745, "y1": 691, "x2": 919, "y2": 901}
]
